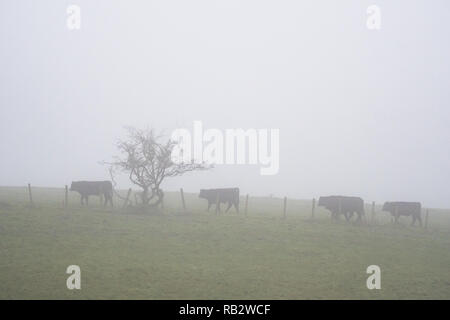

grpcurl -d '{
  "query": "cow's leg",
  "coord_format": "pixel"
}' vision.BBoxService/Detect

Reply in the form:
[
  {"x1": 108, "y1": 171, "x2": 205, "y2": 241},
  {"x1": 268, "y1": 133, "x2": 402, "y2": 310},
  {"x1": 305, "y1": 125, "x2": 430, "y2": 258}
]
[
  {"x1": 417, "y1": 214, "x2": 422, "y2": 227},
  {"x1": 348, "y1": 212, "x2": 354, "y2": 221},
  {"x1": 358, "y1": 211, "x2": 363, "y2": 222},
  {"x1": 331, "y1": 211, "x2": 337, "y2": 220},
  {"x1": 216, "y1": 202, "x2": 221, "y2": 214},
  {"x1": 334, "y1": 211, "x2": 340, "y2": 220},
  {"x1": 344, "y1": 212, "x2": 350, "y2": 222},
  {"x1": 225, "y1": 202, "x2": 232, "y2": 213},
  {"x1": 207, "y1": 201, "x2": 212, "y2": 212},
  {"x1": 349, "y1": 211, "x2": 356, "y2": 221},
  {"x1": 86, "y1": 196, "x2": 89, "y2": 206},
  {"x1": 105, "y1": 194, "x2": 112, "y2": 207},
  {"x1": 234, "y1": 201, "x2": 239, "y2": 213},
  {"x1": 81, "y1": 195, "x2": 88, "y2": 206},
  {"x1": 412, "y1": 215, "x2": 420, "y2": 226}
]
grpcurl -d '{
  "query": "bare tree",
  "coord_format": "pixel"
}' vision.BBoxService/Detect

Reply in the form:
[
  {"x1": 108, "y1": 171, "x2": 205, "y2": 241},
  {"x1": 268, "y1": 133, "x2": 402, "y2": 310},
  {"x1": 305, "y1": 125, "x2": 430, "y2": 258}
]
[{"x1": 107, "y1": 127, "x2": 209, "y2": 208}]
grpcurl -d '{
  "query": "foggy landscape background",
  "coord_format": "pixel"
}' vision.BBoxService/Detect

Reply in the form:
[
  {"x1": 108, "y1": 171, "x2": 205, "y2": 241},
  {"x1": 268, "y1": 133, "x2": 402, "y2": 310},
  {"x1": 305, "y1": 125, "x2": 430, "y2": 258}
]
[{"x1": 1, "y1": 1, "x2": 449, "y2": 207}]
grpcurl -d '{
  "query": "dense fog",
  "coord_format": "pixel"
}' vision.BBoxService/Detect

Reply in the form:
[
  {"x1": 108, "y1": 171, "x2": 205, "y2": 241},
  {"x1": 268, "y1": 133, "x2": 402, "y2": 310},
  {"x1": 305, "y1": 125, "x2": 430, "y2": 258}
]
[{"x1": 1, "y1": 1, "x2": 449, "y2": 207}]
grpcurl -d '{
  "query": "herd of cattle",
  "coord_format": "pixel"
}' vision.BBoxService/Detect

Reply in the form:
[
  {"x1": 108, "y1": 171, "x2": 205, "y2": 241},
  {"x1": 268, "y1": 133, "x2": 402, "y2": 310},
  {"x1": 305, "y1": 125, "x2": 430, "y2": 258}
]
[{"x1": 69, "y1": 181, "x2": 423, "y2": 226}]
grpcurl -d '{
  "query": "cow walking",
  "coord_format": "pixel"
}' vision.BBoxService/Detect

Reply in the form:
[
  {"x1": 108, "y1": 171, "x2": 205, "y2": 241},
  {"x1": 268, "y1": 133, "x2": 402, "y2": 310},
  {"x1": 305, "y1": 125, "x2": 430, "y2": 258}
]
[
  {"x1": 199, "y1": 188, "x2": 239, "y2": 213},
  {"x1": 70, "y1": 181, "x2": 113, "y2": 207},
  {"x1": 382, "y1": 202, "x2": 422, "y2": 226},
  {"x1": 318, "y1": 195, "x2": 365, "y2": 222}
]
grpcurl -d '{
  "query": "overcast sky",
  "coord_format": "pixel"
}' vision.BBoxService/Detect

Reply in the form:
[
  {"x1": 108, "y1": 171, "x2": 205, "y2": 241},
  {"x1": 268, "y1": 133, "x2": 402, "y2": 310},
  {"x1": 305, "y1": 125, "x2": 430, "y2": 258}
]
[{"x1": 1, "y1": 1, "x2": 449, "y2": 207}]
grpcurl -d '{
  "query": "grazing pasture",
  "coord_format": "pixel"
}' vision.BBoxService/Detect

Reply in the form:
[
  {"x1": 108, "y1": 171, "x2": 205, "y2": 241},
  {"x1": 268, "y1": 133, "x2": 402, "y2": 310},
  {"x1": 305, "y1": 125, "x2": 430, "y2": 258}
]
[{"x1": 0, "y1": 186, "x2": 449, "y2": 299}]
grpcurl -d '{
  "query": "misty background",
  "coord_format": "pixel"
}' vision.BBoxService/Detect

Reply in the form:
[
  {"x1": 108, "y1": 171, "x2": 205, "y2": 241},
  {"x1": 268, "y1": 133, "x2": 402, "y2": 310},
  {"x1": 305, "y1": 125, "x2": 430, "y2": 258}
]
[{"x1": 0, "y1": 1, "x2": 449, "y2": 207}]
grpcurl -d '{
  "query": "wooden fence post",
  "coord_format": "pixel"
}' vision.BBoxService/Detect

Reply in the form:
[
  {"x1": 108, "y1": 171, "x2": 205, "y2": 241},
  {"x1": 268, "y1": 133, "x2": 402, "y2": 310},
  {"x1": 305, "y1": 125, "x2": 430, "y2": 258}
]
[
  {"x1": 244, "y1": 194, "x2": 249, "y2": 216},
  {"x1": 283, "y1": 197, "x2": 287, "y2": 219},
  {"x1": 27, "y1": 183, "x2": 33, "y2": 206},
  {"x1": 338, "y1": 197, "x2": 342, "y2": 219},
  {"x1": 371, "y1": 201, "x2": 375, "y2": 224},
  {"x1": 311, "y1": 198, "x2": 316, "y2": 219},
  {"x1": 64, "y1": 185, "x2": 68, "y2": 208},
  {"x1": 123, "y1": 188, "x2": 132, "y2": 208},
  {"x1": 215, "y1": 192, "x2": 220, "y2": 214},
  {"x1": 180, "y1": 188, "x2": 186, "y2": 213},
  {"x1": 394, "y1": 205, "x2": 398, "y2": 224},
  {"x1": 425, "y1": 209, "x2": 429, "y2": 229}
]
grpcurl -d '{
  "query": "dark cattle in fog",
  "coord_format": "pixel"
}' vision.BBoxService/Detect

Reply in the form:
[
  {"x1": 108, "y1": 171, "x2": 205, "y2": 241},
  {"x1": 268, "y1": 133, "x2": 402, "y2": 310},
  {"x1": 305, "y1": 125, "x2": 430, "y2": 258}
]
[
  {"x1": 382, "y1": 202, "x2": 422, "y2": 226},
  {"x1": 199, "y1": 188, "x2": 239, "y2": 213},
  {"x1": 318, "y1": 195, "x2": 365, "y2": 222},
  {"x1": 70, "y1": 181, "x2": 113, "y2": 206}
]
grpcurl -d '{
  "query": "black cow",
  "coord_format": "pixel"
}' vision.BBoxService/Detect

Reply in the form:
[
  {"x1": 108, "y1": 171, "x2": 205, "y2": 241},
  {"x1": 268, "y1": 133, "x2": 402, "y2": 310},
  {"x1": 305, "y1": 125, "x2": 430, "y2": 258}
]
[
  {"x1": 199, "y1": 188, "x2": 239, "y2": 213},
  {"x1": 70, "y1": 181, "x2": 113, "y2": 206},
  {"x1": 318, "y1": 195, "x2": 365, "y2": 222},
  {"x1": 382, "y1": 202, "x2": 422, "y2": 226}
]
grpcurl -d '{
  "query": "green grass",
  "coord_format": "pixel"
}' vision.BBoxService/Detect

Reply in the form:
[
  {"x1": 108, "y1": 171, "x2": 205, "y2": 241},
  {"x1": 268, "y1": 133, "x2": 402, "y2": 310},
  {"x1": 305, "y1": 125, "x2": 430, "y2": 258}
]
[{"x1": 0, "y1": 186, "x2": 449, "y2": 299}]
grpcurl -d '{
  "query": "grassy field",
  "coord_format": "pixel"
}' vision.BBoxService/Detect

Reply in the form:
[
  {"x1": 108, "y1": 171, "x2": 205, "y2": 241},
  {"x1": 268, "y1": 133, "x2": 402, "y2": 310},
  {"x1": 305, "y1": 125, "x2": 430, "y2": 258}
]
[{"x1": 0, "y1": 186, "x2": 449, "y2": 299}]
